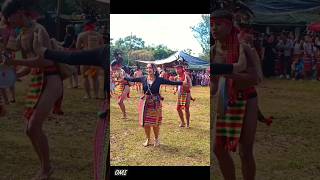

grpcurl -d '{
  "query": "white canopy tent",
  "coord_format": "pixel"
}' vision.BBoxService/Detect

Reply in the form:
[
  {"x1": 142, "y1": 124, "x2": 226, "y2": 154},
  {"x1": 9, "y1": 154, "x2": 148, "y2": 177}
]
[{"x1": 135, "y1": 51, "x2": 209, "y2": 69}]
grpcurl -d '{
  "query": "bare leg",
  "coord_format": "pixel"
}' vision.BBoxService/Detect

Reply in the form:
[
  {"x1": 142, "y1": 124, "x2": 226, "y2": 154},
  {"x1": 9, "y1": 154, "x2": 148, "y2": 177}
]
[
  {"x1": 118, "y1": 86, "x2": 129, "y2": 118},
  {"x1": 26, "y1": 76, "x2": 62, "y2": 178},
  {"x1": 153, "y1": 126, "x2": 160, "y2": 139},
  {"x1": 185, "y1": 94, "x2": 191, "y2": 127},
  {"x1": 92, "y1": 75, "x2": 99, "y2": 99},
  {"x1": 82, "y1": 66, "x2": 91, "y2": 98},
  {"x1": 144, "y1": 126, "x2": 151, "y2": 139},
  {"x1": 143, "y1": 126, "x2": 152, "y2": 146},
  {"x1": 9, "y1": 86, "x2": 16, "y2": 102},
  {"x1": 214, "y1": 145, "x2": 236, "y2": 180},
  {"x1": 185, "y1": 107, "x2": 190, "y2": 128},
  {"x1": 83, "y1": 77, "x2": 91, "y2": 98},
  {"x1": 177, "y1": 108, "x2": 185, "y2": 127},
  {"x1": 239, "y1": 97, "x2": 258, "y2": 180},
  {"x1": 153, "y1": 126, "x2": 160, "y2": 146},
  {"x1": 118, "y1": 98, "x2": 126, "y2": 118}
]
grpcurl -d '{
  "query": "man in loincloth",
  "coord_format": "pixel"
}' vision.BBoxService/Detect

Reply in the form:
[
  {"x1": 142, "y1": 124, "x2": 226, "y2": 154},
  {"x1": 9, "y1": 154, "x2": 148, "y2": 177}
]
[
  {"x1": 76, "y1": 16, "x2": 104, "y2": 99},
  {"x1": 212, "y1": 9, "x2": 260, "y2": 180},
  {"x1": 174, "y1": 62, "x2": 192, "y2": 128}
]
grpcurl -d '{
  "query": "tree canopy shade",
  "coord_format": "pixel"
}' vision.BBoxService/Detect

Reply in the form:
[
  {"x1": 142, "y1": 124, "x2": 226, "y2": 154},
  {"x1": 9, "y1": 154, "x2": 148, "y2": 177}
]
[{"x1": 136, "y1": 51, "x2": 209, "y2": 69}]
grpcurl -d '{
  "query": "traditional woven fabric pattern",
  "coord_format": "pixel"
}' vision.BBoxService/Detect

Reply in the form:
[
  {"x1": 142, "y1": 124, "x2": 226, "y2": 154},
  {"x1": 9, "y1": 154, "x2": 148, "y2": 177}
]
[
  {"x1": 216, "y1": 95, "x2": 247, "y2": 152},
  {"x1": 24, "y1": 69, "x2": 44, "y2": 120},
  {"x1": 138, "y1": 95, "x2": 162, "y2": 127}
]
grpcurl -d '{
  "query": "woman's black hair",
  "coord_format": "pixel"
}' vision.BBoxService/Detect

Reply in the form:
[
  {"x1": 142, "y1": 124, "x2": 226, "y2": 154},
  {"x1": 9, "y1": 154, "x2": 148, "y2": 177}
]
[
  {"x1": 149, "y1": 63, "x2": 159, "y2": 78},
  {"x1": 1, "y1": 0, "x2": 36, "y2": 18}
]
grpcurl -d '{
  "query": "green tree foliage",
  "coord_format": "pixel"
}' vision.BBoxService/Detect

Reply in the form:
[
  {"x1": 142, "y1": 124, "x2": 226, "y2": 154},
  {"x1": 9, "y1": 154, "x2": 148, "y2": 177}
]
[
  {"x1": 152, "y1": 45, "x2": 174, "y2": 60},
  {"x1": 129, "y1": 50, "x2": 154, "y2": 61},
  {"x1": 191, "y1": 14, "x2": 210, "y2": 61}
]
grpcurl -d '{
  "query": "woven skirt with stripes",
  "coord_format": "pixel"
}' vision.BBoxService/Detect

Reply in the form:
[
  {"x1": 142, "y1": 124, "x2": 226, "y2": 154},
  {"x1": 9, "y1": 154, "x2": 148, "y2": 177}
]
[
  {"x1": 216, "y1": 96, "x2": 247, "y2": 152},
  {"x1": 24, "y1": 67, "x2": 62, "y2": 121},
  {"x1": 138, "y1": 95, "x2": 162, "y2": 127},
  {"x1": 24, "y1": 69, "x2": 44, "y2": 120},
  {"x1": 177, "y1": 92, "x2": 191, "y2": 110},
  {"x1": 114, "y1": 83, "x2": 125, "y2": 98},
  {"x1": 303, "y1": 55, "x2": 313, "y2": 72}
]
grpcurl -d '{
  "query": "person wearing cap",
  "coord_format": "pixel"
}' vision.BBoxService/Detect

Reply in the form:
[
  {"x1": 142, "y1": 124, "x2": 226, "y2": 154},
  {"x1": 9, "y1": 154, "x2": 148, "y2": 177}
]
[
  {"x1": 124, "y1": 63, "x2": 188, "y2": 147},
  {"x1": 174, "y1": 61, "x2": 192, "y2": 128},
  {"x1": 76, "y1": 16, "x2": 104, "y2": 99},
  {"x1": 211, "y1": 9, "x2": 260, "y2": 180}
]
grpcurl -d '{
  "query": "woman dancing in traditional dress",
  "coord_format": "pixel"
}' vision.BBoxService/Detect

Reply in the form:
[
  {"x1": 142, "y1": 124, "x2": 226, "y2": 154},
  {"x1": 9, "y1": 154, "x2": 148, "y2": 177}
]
[
  {"x1": 124, "y1": 63, "x2": 188, "y2": 147},
  {"x1": 2, "y1": 0, "x2": 63, "y2": 178}
]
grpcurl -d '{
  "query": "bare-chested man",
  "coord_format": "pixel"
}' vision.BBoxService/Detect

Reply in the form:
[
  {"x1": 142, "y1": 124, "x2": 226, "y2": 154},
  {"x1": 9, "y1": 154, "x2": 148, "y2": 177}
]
[
  {"x1": 211, "y1": 10, "x2": 260, "y2": 180},
  {"x1": 2, "y1": 0, "x2": 63, "y2": 178},
  {"x1": 133, "y1": 66, "x2": 143, "y2": 93},
  {"x1": 76, "y1": 17, "x2": 104, "y2": 99}
]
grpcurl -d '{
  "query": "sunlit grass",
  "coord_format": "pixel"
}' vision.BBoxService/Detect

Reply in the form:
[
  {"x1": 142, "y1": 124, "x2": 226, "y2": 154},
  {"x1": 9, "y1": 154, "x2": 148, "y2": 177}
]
[
  {"x1": 211, "y1": 79, "x2": 320, "y2": 180},
  {"x1": 0, "y1": 77, "x2": 104, "y2": 179},
  {"x1": 110, "y1": 86, "x2": 210, "y2": 166}
]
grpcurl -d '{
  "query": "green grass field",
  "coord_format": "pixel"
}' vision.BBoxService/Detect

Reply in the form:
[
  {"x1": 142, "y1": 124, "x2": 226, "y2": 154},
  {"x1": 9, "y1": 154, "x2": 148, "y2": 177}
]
[
  {"x1": 110, "y1": 86, "x2": 210, "y2": 166},
  {"x1": 211, "y1": 79, "x2": 320, "y2": 180},
  {"x1": 0, "y1": 78, "x2": 104, "y2": 180}
]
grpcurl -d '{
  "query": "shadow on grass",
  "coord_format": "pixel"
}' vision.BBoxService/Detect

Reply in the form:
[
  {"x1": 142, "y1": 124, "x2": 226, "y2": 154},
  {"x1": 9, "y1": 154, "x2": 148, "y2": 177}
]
[{"x1": 154, "y1": 144, "x2": 180, "y2": 154}]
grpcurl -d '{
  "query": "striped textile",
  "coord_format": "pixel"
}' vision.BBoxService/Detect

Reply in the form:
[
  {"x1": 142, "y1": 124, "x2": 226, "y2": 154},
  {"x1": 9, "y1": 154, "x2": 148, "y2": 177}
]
[
  {"x1": 177, "y1": 91, "x2": 190, "y2": 110},
  {"x1": 24, "y1": 69, "x2": 44, "y2": 120},
  {"x1": 216, "y1": 96, "x2": 247, "y2": 152},
  {"x1": 177, "y1": 92, "x2": 188, "y2": 106},
  {"x1": 114, "y1": 83, "x2": 124, "y2": 98},
  {"x1": 138, "y1": 95, "x2": 162, "y2": 127},
  {"x1": 175, "y1": 75, "x2": 191, "y2": 110}
]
